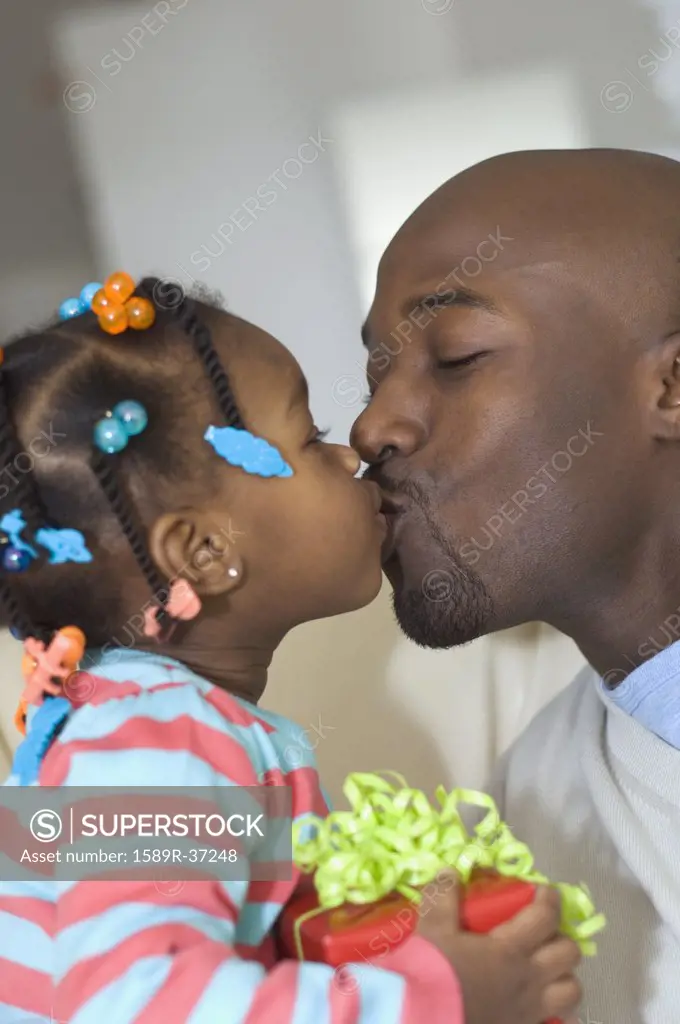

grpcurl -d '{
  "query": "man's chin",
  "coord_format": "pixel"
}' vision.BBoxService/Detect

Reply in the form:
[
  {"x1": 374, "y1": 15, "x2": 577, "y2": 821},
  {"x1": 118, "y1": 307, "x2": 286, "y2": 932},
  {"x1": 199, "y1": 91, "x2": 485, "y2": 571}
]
[{"x1": 388, "y1": 562, "x2": 494, "y2": 650}]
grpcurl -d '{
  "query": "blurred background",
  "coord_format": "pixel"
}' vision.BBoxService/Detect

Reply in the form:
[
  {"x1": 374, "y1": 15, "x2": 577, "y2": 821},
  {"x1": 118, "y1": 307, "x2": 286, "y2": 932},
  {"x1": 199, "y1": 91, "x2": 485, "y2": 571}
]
[{"x1": 1, "y1": 0, "x2": 677, "y2": 798}]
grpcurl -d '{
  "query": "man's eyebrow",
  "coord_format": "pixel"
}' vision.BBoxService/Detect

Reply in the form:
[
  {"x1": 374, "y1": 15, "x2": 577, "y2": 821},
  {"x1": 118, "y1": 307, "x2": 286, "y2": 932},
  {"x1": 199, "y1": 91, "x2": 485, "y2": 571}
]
[
  {"x1": 411, "y1": 287, "x2": 502, "y2": 317},
  {"x1": 361, "y1": 287, "x2": 502, "y2": 347}
]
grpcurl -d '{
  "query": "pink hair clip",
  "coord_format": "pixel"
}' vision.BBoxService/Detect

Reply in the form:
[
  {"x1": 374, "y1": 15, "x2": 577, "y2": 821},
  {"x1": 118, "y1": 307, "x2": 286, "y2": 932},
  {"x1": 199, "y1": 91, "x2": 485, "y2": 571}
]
[{"x1": 143, "y1": 579, "x2": 201, "y2": 640}]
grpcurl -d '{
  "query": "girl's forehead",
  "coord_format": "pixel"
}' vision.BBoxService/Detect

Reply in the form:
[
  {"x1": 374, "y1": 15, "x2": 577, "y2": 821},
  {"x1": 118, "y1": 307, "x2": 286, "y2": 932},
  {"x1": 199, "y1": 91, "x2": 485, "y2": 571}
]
[{"x1": 211, "y1": 312, "x2": 307, "y2": 409}]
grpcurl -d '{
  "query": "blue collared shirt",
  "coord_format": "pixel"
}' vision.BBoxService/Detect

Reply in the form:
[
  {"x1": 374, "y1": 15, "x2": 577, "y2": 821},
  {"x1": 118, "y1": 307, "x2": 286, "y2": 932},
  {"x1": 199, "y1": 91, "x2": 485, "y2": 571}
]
[{"x1": 604, "y1": 638, "x2": 680, "y2": 749}]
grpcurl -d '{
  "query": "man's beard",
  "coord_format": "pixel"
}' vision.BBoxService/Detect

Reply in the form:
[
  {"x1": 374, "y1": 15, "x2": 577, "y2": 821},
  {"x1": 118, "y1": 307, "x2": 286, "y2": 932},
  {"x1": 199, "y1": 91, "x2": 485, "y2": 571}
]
[
  {"x1": 391, "y1": 552, "x2": 493, "y2": 649},
  {"x1": 387, "y1": 489, "x2": 494, "y2": 649}
]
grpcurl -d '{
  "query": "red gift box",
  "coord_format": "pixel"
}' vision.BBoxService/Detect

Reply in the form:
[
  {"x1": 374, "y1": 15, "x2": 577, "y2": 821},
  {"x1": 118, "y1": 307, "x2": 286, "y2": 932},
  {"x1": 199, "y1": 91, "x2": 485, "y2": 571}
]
[{"x1": 279, "y1": 871, "x2": 561, "y2": 1024}]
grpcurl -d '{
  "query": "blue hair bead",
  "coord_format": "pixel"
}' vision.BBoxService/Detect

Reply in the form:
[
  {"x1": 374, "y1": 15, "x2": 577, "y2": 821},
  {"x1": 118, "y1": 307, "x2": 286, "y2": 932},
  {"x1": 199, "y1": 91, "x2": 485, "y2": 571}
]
[
  {"x1": 2, "y1": 546, "x2": 33, "y2": 573},
  {"x1": 113, "y1": 400, "x2": 148, "y2": 437},
  {"x1": 59, "y1": 297, "x2": 86, "y2": 321},
  {"x1": 80, "y1": 282, "x2": 103, "y2": 307},
  {"x1": 94, "y1": 416, "x2": 129, "y2": 454}
]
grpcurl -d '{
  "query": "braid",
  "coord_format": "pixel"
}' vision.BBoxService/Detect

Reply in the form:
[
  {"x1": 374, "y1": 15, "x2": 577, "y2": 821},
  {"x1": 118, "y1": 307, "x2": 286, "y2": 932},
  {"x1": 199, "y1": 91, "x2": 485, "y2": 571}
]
[
  {"x1": 90, "y1": 449, "x2": 172, "y2": 632},
  {"x1": 0, "y1": 366, "x2": 49, "y2": 642},
  {"x1": 138, "y1": 278, "x2": 245, "y2": 429},
  {"x1": 0, "y1": 367, "x2": 49, "y2": 534}
]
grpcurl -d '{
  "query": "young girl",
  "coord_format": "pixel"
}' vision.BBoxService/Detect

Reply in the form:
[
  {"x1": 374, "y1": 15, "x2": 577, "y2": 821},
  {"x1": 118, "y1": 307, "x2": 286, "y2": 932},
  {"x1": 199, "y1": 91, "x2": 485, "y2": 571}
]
[{"x1": 0, "y1": 274, "x2": 581, "y2": 1023}]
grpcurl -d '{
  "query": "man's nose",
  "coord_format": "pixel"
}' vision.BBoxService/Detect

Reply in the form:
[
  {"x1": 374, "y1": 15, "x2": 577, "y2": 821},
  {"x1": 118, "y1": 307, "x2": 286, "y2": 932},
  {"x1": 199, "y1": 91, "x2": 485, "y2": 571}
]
[{"x1": 350, "y1": 394, "x2": 426, "y2": 465}]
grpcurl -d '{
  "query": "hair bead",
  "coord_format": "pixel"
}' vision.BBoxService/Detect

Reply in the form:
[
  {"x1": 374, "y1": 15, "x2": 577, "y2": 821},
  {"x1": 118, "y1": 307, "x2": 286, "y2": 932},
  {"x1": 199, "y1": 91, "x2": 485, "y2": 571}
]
[
  {"x1": 104, "y1": 272, "x2": 136, "y2": 304},
  {"x1": 94, "y1": 415, "x2": 130, "y2": 454},
  {"x1": 80, "y1": 282, "x2": 103, "y2": 307},
  {"x1": 126, "y1": 297, "x2": 155, "y2": 330},
  {"x1": 59, "y1": 297, "x2": 86, "y2": 321},
  {"x1": 113, "y1": 400, "x2": 148, "y2": 436}
]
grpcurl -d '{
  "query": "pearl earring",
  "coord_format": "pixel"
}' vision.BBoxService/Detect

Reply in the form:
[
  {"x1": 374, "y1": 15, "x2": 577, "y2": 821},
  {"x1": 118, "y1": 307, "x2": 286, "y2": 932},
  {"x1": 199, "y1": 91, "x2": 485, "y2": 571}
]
[{"x1": 228, "y1": 568, "x2": 239, "y2": 578}]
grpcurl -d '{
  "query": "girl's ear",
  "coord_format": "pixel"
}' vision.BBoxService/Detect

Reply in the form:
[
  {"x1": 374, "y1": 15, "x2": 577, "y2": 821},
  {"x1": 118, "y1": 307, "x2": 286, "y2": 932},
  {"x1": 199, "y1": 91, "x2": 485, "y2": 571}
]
[{"x1": 148, "y1": 510, "x2": 244, "y2": 596}]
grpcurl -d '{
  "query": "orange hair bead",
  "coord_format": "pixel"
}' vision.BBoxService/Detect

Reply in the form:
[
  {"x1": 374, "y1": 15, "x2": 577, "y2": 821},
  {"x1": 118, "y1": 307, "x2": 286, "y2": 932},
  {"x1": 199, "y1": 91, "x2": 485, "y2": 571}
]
[
  {"x1": 98, "y1": 305, "x2": 129, "y2": 335},
  {"x1": 125, "y1": 296, "x2": 156, "y2": 330},
  {"x1": 14, "y1": 698, "x2": 27, "y2": 736},
  {"x1": 58, "y1": 626, "x2": 86, "y2": 669},
  {"x1": 104, "y1": 271, "x2": 136, "y2": 304},
  {"x1": 21, "y1": 653, "x2": 37, "y2": 681},
  {"x1": 91, "y1": 288, "x2": 115, "y2": 316}
]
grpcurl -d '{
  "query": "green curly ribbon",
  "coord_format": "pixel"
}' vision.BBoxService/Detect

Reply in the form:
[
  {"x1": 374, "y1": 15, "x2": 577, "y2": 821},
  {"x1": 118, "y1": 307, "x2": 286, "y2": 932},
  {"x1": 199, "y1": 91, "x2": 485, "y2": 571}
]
[{"x1": 293, "y1": 772, "x2": 606, "y2": 956}]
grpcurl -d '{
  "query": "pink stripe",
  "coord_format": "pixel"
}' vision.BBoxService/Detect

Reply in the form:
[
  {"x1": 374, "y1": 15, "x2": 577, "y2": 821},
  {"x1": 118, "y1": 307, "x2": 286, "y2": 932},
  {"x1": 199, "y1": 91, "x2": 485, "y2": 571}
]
[
  {"x1": 262, "y1": 766, "x2": 328, "y2": 817},
  {"x1": 235, "y1": 934, "x2": 277, "y2": 970},
  {"x1": 41, "y1": 714, "x2": 260, "y2": 786},
  {"x1": 0, "y1": 958, "x2": 51, "y2": 1015},
  {"x1": 66, "y1": 674, "x2": 144, "y2": 708},
  {"x1": 381, "y1": 935, "x2": 464, "y2": 1024},
  {"x1": 59, "y1": 880, "x2": 238, "y2": 929},
  {"x1": 203, "y1": 688, "x2": 276, "y2": 733},
  {"x1": 66, "y1": 674, "x2": 204, "y2": 710},
  {"x1": 134, "y1": 940, "x2": 234, "y2": 1023},
  {"x1": 243, "y1": 960, "x2": 298, "y2": 1022},
  {"x1": 59, "y1": 923, "x2": 228, "y2": 1017},
  {"x1": 329, "y1": 966, "x2": 360, "y2": 1024},
  {"x1": 0, "y1": 895, "x2": 53, "y2": 934},
  {"x1": 247, "y1": 878, "x2": 298, "y2": 905}
]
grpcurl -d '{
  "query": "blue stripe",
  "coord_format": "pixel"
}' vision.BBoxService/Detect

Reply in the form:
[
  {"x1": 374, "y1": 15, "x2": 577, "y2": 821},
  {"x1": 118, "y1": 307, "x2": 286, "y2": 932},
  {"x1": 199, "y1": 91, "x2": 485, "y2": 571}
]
[
  {"x1": 81, "y1": 649, "x2": 212, "y2": 691},
  {"x1": 61, "y1": 747, "x2": 239, "y2": 788},
  {"x1": 58, "y1": 687, "x2": 315, "y2": 777},
  {"x1": 187, "y1": 957, "x2": 262, "y2": 1022},
  {"x1": 70, "y1": 956, "x2": 172, "y2": 1024},
  {"x1": 0, "y1": 912, "x2": 50, "y2": 971},
  {"x1": 0, "y1": 1005, "x2": 50, "y2": 1023},
  {"x1": 350, "y1": 964, "x2": 406, "y2": 1024},
  {"x1": 291, "y1": 961, "x2": 332, "y2": 1024},
  {"x1": 57, "y1": 902, "x2": 237, "y2": 980},
  {"x1": 60, "y1": 687, "x2": 233, "y2": 743},
  {"x1": 0, "y1": 879, "x2": 59, "y2": 900},
  {"x1": 233, "y1": 900, "x2": 281, "y2": 946}
]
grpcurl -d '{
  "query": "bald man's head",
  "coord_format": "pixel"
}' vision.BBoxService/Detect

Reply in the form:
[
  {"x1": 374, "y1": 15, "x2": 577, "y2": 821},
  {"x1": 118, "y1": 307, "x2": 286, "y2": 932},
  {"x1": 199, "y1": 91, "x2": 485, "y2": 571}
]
[{"x1": 352, "y1": 149, "x2": 680, "y2": 654}]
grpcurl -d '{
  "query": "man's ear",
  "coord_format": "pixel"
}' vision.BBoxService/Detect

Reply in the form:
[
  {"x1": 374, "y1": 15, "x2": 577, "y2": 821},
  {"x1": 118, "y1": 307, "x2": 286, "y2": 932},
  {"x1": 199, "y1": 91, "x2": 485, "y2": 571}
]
[
  {"x1": 652, "y1": 338, "x2": 680, "y2": 439},
  {"x1": 149, "y1": 511, "x2": 244, "y2": 596}
]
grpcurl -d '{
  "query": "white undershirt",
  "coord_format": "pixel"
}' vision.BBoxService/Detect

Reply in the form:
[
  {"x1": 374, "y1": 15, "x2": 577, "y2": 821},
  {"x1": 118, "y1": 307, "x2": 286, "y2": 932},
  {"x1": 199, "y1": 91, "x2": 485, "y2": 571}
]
[{"x1": 492, "y1": 662, "x2": 680, "y2": 1024}]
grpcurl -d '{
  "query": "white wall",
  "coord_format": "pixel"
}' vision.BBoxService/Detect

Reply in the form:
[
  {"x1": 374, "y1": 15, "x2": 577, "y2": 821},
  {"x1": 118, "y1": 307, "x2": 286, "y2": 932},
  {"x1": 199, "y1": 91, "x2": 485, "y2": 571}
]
[{"x1": 0, "y1": 0, "x2": 670, "y2": 795}]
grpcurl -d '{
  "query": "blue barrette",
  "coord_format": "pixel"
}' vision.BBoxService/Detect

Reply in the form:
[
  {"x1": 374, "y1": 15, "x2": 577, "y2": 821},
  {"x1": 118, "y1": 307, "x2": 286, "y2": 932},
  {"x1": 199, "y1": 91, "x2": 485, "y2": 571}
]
[
  {"x1": 94, "y1": 399, "x2": 148, "y2": 454},
  {"x1": 204, "y1": 426, "x2": 293, "y2": 478},
  {"x1": 0, "y1": 510, "x2": 92, "y2": 571},
  {"x1": 11, "y1": 696, "x2": 71, "y2": 785},
  {"x1": 35, "y1": 528, "x2": 93, "y2": 565},
  {"x1": 59, "y1": 282, "x2": 103, "y2": 321}
]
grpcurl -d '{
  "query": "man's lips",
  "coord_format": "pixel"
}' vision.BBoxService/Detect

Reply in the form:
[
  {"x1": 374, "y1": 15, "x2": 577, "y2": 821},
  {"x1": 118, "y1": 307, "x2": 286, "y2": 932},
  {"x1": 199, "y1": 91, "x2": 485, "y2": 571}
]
[{"x1": 378, "y1": 490, "x2": 410, "y2": 560}]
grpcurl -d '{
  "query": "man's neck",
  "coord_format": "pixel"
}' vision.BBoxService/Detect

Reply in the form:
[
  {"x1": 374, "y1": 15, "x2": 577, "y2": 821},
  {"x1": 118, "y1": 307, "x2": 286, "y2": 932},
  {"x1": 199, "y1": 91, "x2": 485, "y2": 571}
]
[{"x1": 552, "y1": 557, "x2": 680, "y2": 685}]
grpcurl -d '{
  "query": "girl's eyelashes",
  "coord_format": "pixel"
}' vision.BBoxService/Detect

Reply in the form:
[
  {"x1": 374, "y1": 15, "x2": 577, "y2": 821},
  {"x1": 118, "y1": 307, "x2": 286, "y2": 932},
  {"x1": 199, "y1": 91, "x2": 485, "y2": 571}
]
[{"x1": 309, "y1": 426, "x2": 330, "y2": 444}]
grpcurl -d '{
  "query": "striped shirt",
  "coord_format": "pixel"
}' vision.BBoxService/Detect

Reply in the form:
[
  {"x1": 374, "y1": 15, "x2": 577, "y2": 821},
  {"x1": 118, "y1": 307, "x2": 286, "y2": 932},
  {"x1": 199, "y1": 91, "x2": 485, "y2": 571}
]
[{"x1": 0, "y1": 648, "x2": 462, "y2": 1023}]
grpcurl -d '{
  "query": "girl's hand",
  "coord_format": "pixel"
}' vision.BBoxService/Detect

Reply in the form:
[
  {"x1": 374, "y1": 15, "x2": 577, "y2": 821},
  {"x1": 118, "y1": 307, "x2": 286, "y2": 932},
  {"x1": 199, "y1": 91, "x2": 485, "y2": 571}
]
[{"x1": 416, "y1": 874, "x2": 582, "y2": 1024}]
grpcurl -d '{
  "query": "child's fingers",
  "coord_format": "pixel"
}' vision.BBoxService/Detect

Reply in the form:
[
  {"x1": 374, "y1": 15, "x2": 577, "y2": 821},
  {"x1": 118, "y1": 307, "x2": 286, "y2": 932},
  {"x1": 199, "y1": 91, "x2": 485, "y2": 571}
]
[
  {"x1": 531, "y1": 935, "x2": 582, "y2": 981},
  {"x1": 491, "y1": 885, "x2": 562, "y2": 953},
  {"x1": 540, "y1": 975, "x2": 583, "y2": 1018}
]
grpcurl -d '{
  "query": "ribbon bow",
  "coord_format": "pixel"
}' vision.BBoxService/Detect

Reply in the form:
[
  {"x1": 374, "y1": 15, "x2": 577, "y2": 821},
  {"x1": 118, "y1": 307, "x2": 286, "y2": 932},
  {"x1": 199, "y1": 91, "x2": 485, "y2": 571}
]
[{"x1": 293, "y1": 772, "x2": 606, "y2": 956}]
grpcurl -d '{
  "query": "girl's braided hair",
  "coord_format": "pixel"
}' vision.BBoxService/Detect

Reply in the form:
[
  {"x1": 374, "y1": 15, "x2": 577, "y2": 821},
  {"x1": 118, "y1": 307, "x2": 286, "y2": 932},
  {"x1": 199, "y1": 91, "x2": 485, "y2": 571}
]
[{"x1": 0, "y1": 278, "x2": 242, "y2": 646}]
